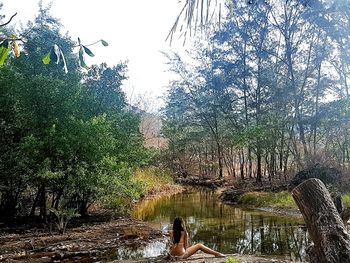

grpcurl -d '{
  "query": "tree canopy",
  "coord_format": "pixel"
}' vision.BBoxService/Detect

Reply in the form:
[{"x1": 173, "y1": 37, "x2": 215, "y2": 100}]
[
  {"x1": 164, "y1": 0, "x2": 350, "y2": 182},
  {"x1": 0, "y1": 4, "x2": 150, "y2": 221}
]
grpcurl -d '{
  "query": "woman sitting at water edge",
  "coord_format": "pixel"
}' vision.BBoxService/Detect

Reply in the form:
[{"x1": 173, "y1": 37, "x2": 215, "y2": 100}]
[{"x1": 169, "y1": 217, "x2": 225, "y2": 259}]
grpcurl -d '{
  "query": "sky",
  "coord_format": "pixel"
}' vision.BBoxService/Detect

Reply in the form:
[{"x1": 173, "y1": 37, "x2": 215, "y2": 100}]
[{"x1": 1, "y1": 0, "x2": 189, "y2": 111}]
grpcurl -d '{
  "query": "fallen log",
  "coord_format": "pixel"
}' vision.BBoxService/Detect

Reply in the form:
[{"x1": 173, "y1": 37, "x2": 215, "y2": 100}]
[{"x1": 292, "y1": 178, "x2": 350, "y2": 263}]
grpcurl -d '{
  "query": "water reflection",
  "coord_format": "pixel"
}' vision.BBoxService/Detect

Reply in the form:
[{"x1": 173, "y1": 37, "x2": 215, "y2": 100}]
[
  {"x1": 109, "y1": 240, "x2": 167, "y2": 260},
  {"x1": 132, "y1": 189, "x2": 310, "y2": 261}
]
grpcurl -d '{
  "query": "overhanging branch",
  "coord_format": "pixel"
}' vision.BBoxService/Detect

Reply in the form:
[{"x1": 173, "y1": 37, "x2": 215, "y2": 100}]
[{"x1": 0, "y1": 12, "x2": 17, "y2": 27}]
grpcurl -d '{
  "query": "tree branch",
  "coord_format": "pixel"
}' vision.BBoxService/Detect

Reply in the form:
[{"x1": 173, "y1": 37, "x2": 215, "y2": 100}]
[
  {"x1": 0, "y1": 37, "x2": 24, "y2": 43},
  {"x1": 73, "y1": 40, "x2": 101, "y2": 48},
  {"x1": 0, "y1": 13, "x2": 17, "y2": 27}
]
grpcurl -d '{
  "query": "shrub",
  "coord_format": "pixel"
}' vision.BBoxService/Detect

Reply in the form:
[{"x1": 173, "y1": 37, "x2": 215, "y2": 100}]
[
  {"x1": 132, "y1": 167, "x2": 173, "y2": 195},
  {"x1": 238, "y1": 191, "x2": 296, "y2": 209},
  {"x1": 49, "y1": 208, "x2": 80, "y2": 234}
]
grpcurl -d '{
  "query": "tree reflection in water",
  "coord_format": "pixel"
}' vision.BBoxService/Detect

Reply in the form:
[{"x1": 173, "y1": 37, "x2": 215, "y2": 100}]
[{"x1": 132, "y1": 189, "x2": 310, "y2": 261}]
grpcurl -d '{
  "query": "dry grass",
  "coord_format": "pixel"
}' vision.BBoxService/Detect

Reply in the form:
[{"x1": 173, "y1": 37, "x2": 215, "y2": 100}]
[
  {"x1": 238, "y1": 191, "x2": 296, "y2": 209},
  {"x1": 132, "y1": 167, "x2": 174, "y2": 196}
]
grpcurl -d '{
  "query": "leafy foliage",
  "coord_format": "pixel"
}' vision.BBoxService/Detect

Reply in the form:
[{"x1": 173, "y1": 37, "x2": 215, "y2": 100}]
[
  {"x1": 0, "y1": 7, "x2": 150, "y2": 222},
  {"x1": 0, "y1": 3, "x2": 107, "y2": 71}
]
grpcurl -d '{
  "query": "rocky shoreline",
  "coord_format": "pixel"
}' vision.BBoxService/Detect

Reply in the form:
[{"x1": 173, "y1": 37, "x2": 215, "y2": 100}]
[{"x1": 116, "y1": 253, "x2": 299, "y2": 263}]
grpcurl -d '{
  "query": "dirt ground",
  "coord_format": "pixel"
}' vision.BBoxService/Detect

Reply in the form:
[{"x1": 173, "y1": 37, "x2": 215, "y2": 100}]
[
  {"x1": 0, "y1": 186, "x2": 185, "y2": 262},
  {"x1": 0, "y1": 214, "x2": 163, "y2": 262},
  {"x1": 117, "y1": 253, "x2": 299, "y2": 263}
]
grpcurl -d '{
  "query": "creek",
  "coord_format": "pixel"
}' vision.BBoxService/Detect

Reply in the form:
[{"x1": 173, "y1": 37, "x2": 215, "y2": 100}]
[{"x1": 113, "y1": 188, "x2": 310, "y2": 261}]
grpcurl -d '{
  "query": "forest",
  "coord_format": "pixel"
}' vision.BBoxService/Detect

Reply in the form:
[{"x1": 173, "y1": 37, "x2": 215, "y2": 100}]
[
  {"x1": 1, "y1": 0, "x2": 350, "y2": 263},
  {"x1": 163, "y1": 0, "x2": 350, "y2": 183},
  {"x1": 0, "y1": 4, "x2": 157, "y2": 222}
]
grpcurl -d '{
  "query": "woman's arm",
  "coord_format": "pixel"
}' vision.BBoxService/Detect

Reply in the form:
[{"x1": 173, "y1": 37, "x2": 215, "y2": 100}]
[{"x1": 184, "y1": 231, "x2": 188, "y2": 249}]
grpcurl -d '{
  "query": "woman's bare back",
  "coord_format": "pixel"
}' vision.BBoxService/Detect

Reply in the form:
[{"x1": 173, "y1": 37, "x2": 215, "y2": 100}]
[
  {"x1": 169, "y1": 230, "x2": 224, "y2": 259},
  {"x1": 169, "y1": 230, "x2": 187, "y2": 256}
]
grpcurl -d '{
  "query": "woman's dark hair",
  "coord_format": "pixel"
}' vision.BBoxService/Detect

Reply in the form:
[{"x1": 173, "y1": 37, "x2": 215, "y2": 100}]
[{"x1": 172, "y1": 217, "x2": 186, "y2": 244}]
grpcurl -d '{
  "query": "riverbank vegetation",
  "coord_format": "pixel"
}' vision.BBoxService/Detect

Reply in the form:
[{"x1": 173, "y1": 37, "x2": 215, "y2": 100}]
[
  {"x1": 0, "y1": 5, "x2": 173, "y2": 225},
  {"x1": 133, "y1": 167, "x2": 173, "y2": 196},
  {"x1": 237, "y1": 191, "x2": 296, "y2": 209},
  {"x1": 235, "y1": 191, "x2": 350, "y2": 212},
  {"x1": 133, "y1": 167, "x2": 183, "y2": 198},
  {"x1": 107, "y1": 167, "x2": 181, "y2": 213}
]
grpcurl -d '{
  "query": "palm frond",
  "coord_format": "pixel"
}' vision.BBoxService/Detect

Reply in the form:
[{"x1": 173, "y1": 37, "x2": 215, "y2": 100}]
[{"x1": 167, "y1": 0, "x2": 225, "y2": 44}]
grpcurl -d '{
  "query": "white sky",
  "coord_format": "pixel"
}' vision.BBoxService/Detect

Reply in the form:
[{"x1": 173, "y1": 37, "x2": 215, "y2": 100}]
[{"x1": 1, "y1": 0, "x2": 188, "y2": 110}]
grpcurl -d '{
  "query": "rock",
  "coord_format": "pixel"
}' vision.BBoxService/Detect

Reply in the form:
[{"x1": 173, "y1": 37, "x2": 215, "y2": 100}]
[
  {"x1": 220, "y1": 188, "x2": 245, "y2": 203},
  {"x1": 290, "y1": 164, "x2": 343, "y2": 188}
]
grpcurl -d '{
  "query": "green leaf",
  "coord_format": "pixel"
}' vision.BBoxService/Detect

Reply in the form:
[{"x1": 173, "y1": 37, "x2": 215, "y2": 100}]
[
  {"x1": 42, "y1": 52, "x2": 51, "y2": 64},
  {"x1": 0, "y1": 40, "x2": 10, "y2": 66},
  {"x1": 101, "y1": 39, "x2": 108, "y2": 46},
  {"x1": 42, "y1": 44, "x2": 68, "y2": 73},
  {"x1": 42, "y1": 44, "x2": 60, "y2": 65},
  {"x1": 79, "y1": 47, "x2": 89, "y2": 69},
  {"x1": 83, "y1": 45, "x2": 94, "y2": 57}
]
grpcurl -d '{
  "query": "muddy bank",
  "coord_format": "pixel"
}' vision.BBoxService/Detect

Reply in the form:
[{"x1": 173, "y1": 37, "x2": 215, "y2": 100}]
[
  {"x1": 140, "y1": 184, "x2": 184, "y2": 200},
  {"x1": 220, "y1": 184, "x2": 290, "y2": 203},
  {"x1": 0, "y1": 183, "x2": 185, "y2": 262},
  {"x1": 0, "y1": 213, "x2": 163, "y2": 262},
  {"x1": 176, "y1": 177, "x2": 226, "y2": 188}
]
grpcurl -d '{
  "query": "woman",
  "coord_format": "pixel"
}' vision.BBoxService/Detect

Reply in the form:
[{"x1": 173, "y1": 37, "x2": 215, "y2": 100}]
[{"x1": 169, "y1": 217, "x2": 225, "y2": 259}]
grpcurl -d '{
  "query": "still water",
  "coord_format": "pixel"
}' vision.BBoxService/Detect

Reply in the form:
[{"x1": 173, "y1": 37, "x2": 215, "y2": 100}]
[{"x1": 114, "y1": 189, "x2": 310, "y2": 261}]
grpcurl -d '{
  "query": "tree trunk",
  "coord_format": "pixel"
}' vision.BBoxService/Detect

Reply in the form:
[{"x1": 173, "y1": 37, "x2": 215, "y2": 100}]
[
  {"x1": 256, "y1": 146, "x2": 262, "y2": 183},
  {"x1": 30, "y1": 187, "x2": 41, "y2": 217},
  {"x1": 217, "y1": 143, "x2": 223, "y2": 178},
  {"x1": 248, "y1": 148, "x2": 252, "y2": 178},
  {"x1": 0, "y1": 192, "x2": 17, "y2": 221},
  {"x1": 239, "y1": 149, "x2": 244, "y2": 180},
  {"x1": 292, "y1": 178, "x2": 350, "y2": 263},
  {"x1": 79, "y1": 199, "x2": 89, "y2": 217},
  {"x1": 39, "y1": 185, "x2": 47, "y2": 221}
]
